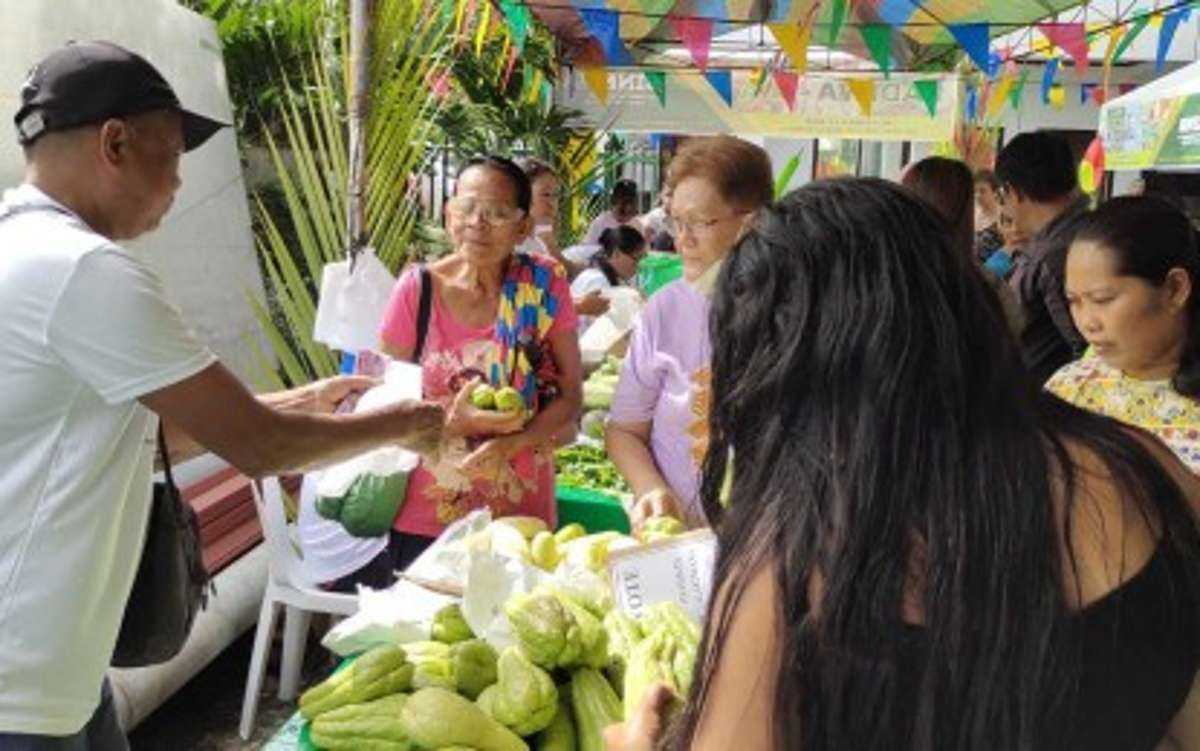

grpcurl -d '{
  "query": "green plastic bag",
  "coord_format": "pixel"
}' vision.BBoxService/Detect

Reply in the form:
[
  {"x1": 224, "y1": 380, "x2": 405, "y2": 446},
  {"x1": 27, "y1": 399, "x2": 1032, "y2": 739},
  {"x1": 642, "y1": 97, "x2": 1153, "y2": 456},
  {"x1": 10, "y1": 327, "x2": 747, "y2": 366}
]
[{"x1": 316, "y1": 470, "x2": 411, "y2": 538}]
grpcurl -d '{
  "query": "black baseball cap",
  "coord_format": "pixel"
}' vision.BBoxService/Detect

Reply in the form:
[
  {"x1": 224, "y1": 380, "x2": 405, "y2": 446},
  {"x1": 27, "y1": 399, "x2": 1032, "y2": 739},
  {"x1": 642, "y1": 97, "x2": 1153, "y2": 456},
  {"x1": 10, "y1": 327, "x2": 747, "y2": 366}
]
[{"x1": 14, "y1": 40, "x2": 227, "y2": 152}]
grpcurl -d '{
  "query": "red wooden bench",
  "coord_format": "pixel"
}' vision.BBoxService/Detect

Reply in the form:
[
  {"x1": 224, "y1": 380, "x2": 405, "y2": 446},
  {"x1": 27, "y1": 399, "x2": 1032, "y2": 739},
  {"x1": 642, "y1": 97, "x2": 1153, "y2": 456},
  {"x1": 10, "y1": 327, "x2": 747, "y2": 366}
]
[{"x1": 180, "y1": 468, "x2": 301, "y2": 576}]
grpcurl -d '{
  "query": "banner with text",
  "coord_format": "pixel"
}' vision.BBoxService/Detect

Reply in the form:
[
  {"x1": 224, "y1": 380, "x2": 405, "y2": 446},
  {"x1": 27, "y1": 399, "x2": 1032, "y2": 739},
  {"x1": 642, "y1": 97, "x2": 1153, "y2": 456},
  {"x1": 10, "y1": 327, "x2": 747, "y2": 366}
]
[{"x1": 559, "y1": 69, "x2": 961, "y2": 141}]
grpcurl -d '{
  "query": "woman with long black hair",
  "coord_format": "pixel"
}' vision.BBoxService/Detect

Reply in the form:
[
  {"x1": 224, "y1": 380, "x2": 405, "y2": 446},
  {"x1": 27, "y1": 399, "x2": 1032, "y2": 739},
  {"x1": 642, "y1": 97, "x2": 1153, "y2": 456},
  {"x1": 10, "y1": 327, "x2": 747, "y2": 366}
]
[{"x1": 608, "y1": 179, "x2": 1200, "y2": 750}]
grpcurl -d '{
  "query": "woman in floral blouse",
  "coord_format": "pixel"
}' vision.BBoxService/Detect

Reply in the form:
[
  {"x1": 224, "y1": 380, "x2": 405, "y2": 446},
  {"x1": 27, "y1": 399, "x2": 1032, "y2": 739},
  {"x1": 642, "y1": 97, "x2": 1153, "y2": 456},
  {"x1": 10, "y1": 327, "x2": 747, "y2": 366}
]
[
  {"x1": 379, "y1": 155, "x2": 582, "y2": 569},
  {"x1": 1046, "y1": 196, "x2": 1200, "y2": 472}
]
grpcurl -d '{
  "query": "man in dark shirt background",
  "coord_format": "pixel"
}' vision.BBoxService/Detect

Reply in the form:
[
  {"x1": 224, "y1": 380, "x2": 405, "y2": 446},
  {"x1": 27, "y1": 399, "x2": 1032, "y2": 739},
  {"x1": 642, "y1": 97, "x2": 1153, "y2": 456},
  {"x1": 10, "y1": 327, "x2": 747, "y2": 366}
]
[{"x1": 995, "y1": 132, "x2": 1091, "y2": 384}]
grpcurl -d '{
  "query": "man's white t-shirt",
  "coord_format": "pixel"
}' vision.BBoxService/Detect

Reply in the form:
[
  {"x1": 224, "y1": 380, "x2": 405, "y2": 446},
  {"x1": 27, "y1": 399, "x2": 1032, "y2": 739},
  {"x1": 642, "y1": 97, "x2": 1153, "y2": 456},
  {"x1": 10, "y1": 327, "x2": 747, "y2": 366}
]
[{"x1": 0, "y1": 185, "x2": 216, "y2": 735}]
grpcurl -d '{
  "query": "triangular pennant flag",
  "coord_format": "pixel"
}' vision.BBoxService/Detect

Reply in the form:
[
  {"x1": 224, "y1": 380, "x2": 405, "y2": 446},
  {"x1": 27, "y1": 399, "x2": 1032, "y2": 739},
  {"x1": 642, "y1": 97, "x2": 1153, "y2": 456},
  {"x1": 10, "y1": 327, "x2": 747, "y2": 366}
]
[
  {"x1": 582, "y1": 66, "x2": 609, "y2": 104},
  {"x1": 645, "y1": 70, "x2": 668, "y2": 106},
  {"x1": 913, "y1": 79, "x2": 939, "y2": 117},
  {"x1": 1080, "y1": 82, "x2": 1097, "y2": 105},
  {"x1": 1157, "y1": 7, "x2": 1191, "y2": 73},
  {"x1": 751, "y1": 66, "x2": 771, "y2": 97},
  {"x1": 965, "y1": 83, "x2": 978, "y2": 121},
  {"x1": 1009, "y1": 70, "x2": 1030, "y2": 110},
  {"x1": 1090, "y1": 84, "x2": 1108, "y2": 106},
  {"x1": 1049, "y1": 83, "x2": 1066, "y2": 109},
  {"x1": 948, "y1": 23, "x2": 993, "y2": 77},
  {"x1": 579, "y1": 8, "x2": 633, "y2": 66},
  {"x1": 1150, "y1": 12, "x2": 1165, "y2": 29},
  {"x1": 846, "y1": 78, "x2": 875, "y2": 116},
  {"x1": 500, "y1": 0, "x2": 532, "y2": 53},
  {"x1": 767, "y1": 21, "x2": 812, "y2": 75},
  {"x1": 828, "y1": 0, "x2": 850, "y2": 47},
  {"x1": 669, "y1": 14, "x2": 715, "y2": 71},
  {"x1": 1103, "y1": 26, "x2": 1126, "y2": 71},
  {"x1": 1038, "y1": 23, "x2": 1089, "y2": 75},
  {"x1": 1119, "y1": 82, "x2": 1137, "y2": 96},
  {"x1": 696, "y1": 0, "x2": 734, "y2": 37},
  {"x1": 987, "y1": 72, "x2": 1014, "y2": 119},
  {"x1": 773, "y1": 69, "x2": 799, "y2": 110},
  {"x1": 1041, "y1": 57, "x2": 1060, "y2": 104},
  {"x1": 1113, "y1": 15, "x2": 1150, "y2": 63},
  {"x1": 705, "y1": 70, "x2": 734, "y2": 106},
  {"x1": 860, "y1": 24, "x2": 894, "y2": 78},
  {"x1": 879, "y1": 0, "x2": 918, "y2": 26}
]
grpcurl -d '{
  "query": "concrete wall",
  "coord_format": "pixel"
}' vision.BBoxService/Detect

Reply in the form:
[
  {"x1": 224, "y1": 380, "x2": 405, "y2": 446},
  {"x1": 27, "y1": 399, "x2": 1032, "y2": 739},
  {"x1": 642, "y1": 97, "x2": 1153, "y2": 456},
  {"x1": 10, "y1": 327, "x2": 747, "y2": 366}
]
[{"x1": 0, "y1": 0, "x2": 270, "y2": 382}]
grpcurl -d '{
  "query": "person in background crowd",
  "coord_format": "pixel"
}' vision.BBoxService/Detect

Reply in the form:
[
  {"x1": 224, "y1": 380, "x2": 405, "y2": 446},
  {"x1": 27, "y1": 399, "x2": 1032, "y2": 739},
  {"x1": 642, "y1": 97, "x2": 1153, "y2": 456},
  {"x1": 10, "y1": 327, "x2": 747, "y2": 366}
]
[
  {"x1": 606, "y1": 135, "x2": 772, "y2": 530},
  {"x1": 571, "y1": 225, "x2": 647, "y2": 331},
  {"x1": 380, "y1": 155, "x2": 583, "y2": 569},
  {"x1": 640, "y1": 184, "x2": 674, "y2": 251},
  {"x1": 983, "y1": 203, "x2": 1031, "y2": 281},
  {"x1": 584, "y1": 178, "x2": 640, "y2": 245},
  {"x1": 607, "y1": 178, "x2": 1200, "y2": 751},
  {"x1": 973, "y1": 168, "x2": 1004, "y2": 264},
  {"x1": 1048, "y1": 196, "x2": 1200, "y2": 474},
  {"x1": 0, "y1": 41, "x2": 448, "y2": 749},
  {"x1": 516, "y1": 157, "x2": 609, "y2": 319},
  {"x1": 996, "y1": 131, "x2": 1091, "y2": 384},
  {"x1": 901, "y1": 156, "x2": 1024, "y2": 336}
]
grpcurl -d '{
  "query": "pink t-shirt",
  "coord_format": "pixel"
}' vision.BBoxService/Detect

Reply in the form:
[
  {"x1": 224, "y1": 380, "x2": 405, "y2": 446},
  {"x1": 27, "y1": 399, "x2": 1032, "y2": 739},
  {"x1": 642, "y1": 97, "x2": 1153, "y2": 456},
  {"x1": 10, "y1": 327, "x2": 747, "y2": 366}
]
[
  {"x1": 609, "y1": 280, "x2": 711, "y2": 527},
  {"x1": 379, "y1": 258, "x2": 578, "y2": 537}
]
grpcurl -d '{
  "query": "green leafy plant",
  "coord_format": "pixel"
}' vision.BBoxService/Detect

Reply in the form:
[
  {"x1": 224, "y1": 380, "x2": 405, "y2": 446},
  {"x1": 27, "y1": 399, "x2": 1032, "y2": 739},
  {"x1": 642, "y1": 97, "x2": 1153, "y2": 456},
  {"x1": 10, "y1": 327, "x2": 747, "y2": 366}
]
[{"x1": 245, "y1": 0, "x2": 459, "y2": 388}]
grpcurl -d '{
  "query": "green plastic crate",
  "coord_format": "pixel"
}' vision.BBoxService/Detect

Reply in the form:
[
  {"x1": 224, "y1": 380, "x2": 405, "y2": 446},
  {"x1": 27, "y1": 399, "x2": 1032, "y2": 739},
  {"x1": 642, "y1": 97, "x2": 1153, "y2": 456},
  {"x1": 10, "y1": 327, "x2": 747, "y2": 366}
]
[
  {"x1": 637, "y1": 252, "x2": 683, "y2": 297},
  {"x1": 556, "y1": 484, "x2": 631, "y2": 534}
]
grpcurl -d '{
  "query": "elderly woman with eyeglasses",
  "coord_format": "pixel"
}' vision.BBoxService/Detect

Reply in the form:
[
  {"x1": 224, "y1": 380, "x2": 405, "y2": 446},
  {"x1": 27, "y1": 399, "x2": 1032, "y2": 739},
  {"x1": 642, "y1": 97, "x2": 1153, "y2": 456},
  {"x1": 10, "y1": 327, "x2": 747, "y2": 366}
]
[
  {"x1": 606, "y1": 136, "x2": 773, "y2": 531},
  {"x1": 378, "y1": 155, "x2": 583, "y2": 568}
]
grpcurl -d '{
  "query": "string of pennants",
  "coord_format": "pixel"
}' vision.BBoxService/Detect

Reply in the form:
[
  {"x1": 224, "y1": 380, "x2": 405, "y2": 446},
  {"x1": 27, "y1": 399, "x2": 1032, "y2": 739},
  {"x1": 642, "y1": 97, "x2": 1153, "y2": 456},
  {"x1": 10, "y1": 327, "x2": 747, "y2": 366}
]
[{"x1": 489, "y1": 0, "x2": 1199, "y2": 113}]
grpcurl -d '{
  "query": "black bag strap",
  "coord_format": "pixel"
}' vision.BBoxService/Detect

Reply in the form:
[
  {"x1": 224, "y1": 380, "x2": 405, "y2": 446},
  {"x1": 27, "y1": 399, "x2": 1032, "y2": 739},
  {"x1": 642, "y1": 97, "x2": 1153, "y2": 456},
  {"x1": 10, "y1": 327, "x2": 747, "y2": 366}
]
[
  {"x1": 156, "y1": 425, "x2": 177, "y2": 492},
  {"x1": 413, "y1": 265, "x2": 433, "y2": 362}
]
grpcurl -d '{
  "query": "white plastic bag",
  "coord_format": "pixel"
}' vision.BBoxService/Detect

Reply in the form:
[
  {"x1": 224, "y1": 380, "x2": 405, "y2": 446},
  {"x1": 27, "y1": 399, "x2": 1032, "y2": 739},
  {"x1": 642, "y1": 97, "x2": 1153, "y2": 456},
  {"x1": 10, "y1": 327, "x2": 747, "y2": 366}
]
[
  {"x1": 320, "y1": 580, "x2": 457, "y2": 656},
  {"x1": 312, "y1": 248, "x2": 396, "y2": 353}
]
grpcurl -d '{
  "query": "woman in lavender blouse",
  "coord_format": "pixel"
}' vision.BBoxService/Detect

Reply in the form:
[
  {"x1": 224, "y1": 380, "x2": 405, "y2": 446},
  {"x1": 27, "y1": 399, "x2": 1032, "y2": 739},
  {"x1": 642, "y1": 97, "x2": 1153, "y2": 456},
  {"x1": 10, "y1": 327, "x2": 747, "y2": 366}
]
[{"x1": 605, "y1": 136, "x2": 773, "y2": 530}]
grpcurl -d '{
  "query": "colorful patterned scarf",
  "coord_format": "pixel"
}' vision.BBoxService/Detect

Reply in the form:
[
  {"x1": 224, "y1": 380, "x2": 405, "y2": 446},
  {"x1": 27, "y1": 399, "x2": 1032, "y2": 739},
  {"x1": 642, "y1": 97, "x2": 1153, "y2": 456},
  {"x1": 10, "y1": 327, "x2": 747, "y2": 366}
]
[{"x1": 489, "y1": 254, "x2": 566, "y2": 411}]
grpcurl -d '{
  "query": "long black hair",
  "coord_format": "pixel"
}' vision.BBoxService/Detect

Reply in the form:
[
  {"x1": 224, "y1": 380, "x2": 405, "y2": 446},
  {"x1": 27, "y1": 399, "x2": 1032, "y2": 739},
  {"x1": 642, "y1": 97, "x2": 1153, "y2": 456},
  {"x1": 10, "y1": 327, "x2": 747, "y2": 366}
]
[
  {"x1": 1072, "y1": 195, "x2": 1200, "y2": 398},
  {"x1": 671, "y1": 178, "x2": 1200, "y2": 749},
  {"x1": 594, "y1": 225, "x2": 646, "y2": 285}
]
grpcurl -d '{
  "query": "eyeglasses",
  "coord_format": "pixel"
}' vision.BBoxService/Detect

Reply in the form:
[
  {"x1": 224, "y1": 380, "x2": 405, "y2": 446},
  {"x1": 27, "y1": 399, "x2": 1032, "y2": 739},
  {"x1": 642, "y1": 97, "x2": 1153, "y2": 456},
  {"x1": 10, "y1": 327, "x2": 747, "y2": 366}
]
[
  {"x1": 446, "y1": 197, "x2": 525, "y2": 225},
  {"x1": 666, "y1": 211, "x2": 750, "y2": 237}
]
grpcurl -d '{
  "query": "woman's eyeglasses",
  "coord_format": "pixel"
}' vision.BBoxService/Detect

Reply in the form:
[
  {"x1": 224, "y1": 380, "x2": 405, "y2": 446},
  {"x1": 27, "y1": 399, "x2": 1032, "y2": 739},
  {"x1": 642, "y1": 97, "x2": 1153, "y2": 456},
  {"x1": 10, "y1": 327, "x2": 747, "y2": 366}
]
[
  {"x1": 665, "y1": 211, "x2": 750, "y2": 238},
  {"x1": 446, "y1": 197, "x2": 525, "y2": 225}
]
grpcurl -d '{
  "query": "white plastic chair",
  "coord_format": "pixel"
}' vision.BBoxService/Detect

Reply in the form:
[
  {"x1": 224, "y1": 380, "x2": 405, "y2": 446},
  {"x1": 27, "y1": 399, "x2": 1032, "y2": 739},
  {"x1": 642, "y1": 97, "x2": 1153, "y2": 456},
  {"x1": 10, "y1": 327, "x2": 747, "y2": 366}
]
[{"x1": 239, "y1": 477, "x2": 359, "y2": 740}]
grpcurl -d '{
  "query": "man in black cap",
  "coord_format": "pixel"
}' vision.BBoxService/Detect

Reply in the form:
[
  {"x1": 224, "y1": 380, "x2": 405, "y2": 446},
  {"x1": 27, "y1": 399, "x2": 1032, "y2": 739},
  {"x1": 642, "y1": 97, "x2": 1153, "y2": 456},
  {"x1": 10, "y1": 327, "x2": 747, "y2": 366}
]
[{"x1": 0, "y1": 42, "x2": 461, "y2": 748}]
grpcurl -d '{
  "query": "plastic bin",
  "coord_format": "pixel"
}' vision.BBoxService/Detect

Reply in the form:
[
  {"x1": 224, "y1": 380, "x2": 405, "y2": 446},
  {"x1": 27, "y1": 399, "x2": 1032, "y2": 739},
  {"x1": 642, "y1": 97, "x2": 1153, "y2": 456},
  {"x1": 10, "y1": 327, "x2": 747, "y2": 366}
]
[
  {"x1": 556, "y1": 484, "x2": 631, "y2": 534},
  {"x1": 637, "y1": 252, "x2": 683, "y2": 297}
]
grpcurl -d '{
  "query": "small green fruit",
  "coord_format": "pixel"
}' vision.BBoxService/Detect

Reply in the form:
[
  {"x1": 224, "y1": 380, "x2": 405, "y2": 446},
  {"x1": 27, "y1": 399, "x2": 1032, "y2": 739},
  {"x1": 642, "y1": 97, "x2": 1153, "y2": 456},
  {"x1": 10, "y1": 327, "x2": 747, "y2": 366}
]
[
  {"x1": 494, "y1": 387, "x2": 524, "y2": 414},
  {"x1": 471, "y1": 385, "x2": 497, "y2": 410}
]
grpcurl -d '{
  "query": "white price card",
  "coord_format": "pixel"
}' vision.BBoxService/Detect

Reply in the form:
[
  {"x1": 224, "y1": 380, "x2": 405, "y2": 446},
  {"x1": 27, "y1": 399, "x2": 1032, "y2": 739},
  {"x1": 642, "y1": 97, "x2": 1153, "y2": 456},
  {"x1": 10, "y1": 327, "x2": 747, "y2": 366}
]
[{"x1": 607, "y1": 529, "x2": 718, "y2": 623}]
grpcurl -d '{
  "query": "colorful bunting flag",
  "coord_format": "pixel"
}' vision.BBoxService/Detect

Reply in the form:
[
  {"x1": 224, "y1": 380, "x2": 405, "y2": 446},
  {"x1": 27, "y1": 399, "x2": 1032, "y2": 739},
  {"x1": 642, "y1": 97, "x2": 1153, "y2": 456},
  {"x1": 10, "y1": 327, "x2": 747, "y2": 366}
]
[
  {"x1": 913, "y1": 79, "x2": 940, "y2": 117},
  {"x1": 1080, "y1": 82, "x2": 1097, "y2": 105},
  {"x1": 1041, "y1": 57, "x2": 1060, "y2": 105},
  {"x1": 846, "y1": 77, "x2": 875, "y2": 117},
  {"x1": 1102, "y1": 26, "x2": 1126, "y2": 71},
  {"x1": 669, "y1": 14, "x2": 715, "y2": 71},
  {"x1": 948, "y1": 23, "x2": 994, "y2": 77},
  {"x1": 828, "y1": 0, "x2": 850, "y2": 47},
  {"x1": 1090, "y1": 85, "x2": 1108, "y2": 106},
  {"x1": 582, "y1": 66, "x2": 609, "y2": 104},
  {"x1": 860, "y1": 24, "x2": 893, "y2": 78},
  {"x1": 1049, "y1": 83, "x2": 1066, "y2": 110},
  {"x1": 750, "y1": 66, "x2": 771, "y2": 97},
  {"x1": 705, "y1": 70, "x2": 734, "y2": 106},
  {"x1": 1038, "y1": 23, "x2": 1089, "y2": 75},
  {"x1": 1113, "y1": 15, "x2": 1150, "y2": 63},
  {"x1": 987, "y1": 72, "x2": 1014, "y2": 119},
  {"x1": 878, "y1": 0, "x2": 918, "y2": 26},
  {"x1": 1157, "y1": 7, "x2": 1191, "y2": 73},
  {"x1": 1118, "y1": 82, "x2": 1137, "y2": 96},
  {"x1": 580, "y1": 8, "x2": 633, "y2": 65},
  {"x1": 499, "y1": 0, "x2": 531, "y2": 53},
  {"x1": 965, "y1": 83, "x2": 978, "y2": 121},
  {"x1": 644, "y1": 70, "x2": 668, "y2": 106},
  {"x1": 1009, "y1": 70, "x2": 1030, "y2": 111},
  {"x1": 773, "y1": 70, "x2": 799, "y2": 110},
  {"x1": 767, "y1": 20, "x2": 812, "y2": 75}
]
